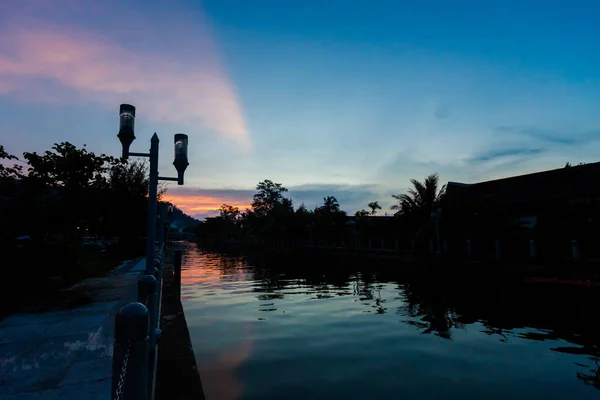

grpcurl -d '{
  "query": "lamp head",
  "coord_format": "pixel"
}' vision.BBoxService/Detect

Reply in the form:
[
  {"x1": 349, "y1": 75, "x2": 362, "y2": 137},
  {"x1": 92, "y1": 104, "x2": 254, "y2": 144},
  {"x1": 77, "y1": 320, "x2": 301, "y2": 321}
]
[
  {"x1": 118, "y1": 104, "x2": 136, "y2": 159},
  {"x1": 173, "y1": 133, "x2": 189, "y2": 185}
]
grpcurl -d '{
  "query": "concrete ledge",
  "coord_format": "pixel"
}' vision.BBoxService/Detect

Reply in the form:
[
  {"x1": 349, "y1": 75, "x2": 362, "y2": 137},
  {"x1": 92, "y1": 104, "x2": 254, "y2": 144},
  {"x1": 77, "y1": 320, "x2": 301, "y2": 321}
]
[{"x1": 155, "y1": 251, "x2": 205, "y2": 400}]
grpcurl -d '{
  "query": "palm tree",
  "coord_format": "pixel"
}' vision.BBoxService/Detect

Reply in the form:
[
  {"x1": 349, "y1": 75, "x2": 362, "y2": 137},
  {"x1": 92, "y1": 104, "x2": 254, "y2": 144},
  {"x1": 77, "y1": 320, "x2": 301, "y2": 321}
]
[
  {"x1": 367, "y1": 201, "x2": 381, "y2": 216},
  {"x1": 322, "y1": 196, "x2": 340, "y2": 213},
  {"x1": 355, "y1": 210, "x2": 370, "y2": 218},
  {"x1": 390, "y1": 173, "x2": 445, "y2": 221}
]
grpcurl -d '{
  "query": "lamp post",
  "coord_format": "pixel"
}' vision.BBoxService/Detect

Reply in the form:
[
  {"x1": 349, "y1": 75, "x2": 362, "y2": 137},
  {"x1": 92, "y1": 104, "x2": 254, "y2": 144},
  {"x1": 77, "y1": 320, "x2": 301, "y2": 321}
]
[{"x1": 117, "y1": 104, "x2": 189, "y2": 275}]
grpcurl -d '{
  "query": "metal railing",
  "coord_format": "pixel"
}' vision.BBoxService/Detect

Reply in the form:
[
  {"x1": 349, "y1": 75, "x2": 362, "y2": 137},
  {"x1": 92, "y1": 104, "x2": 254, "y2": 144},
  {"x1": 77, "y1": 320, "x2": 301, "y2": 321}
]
[{"x1": 111, "y1": 243, "x2": 165, "y2": 400}]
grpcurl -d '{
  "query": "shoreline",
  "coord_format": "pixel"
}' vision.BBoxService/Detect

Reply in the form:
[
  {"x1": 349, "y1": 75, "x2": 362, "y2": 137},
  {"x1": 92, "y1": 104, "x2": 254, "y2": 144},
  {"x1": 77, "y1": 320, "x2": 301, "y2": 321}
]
[{"x1": 155, "y1": 248, "x2": 206, "y2": 400}]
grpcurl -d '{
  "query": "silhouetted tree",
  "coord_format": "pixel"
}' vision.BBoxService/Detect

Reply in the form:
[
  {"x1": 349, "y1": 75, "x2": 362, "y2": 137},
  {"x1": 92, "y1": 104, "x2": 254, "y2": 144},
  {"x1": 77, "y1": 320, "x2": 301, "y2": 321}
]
[
  {"x1": 368, "y1": 201, "x2": 381, "y2": 215},
  {"x1": 0, "y1": 145, "x2": 23, "y2": 180},
  {"x1": 321, "y1": 196, "x2": 340, "y2": 213},
  {"x1": 251, "y1": 180, "x2": 288, "y2": 217},
  {"x1": 220, "y1": 204, "x2": 241, "y2": 223},
  {"x1": 248, "y1": 180, "x2": 294, "y2": 237},
  {"x1": 391, "y1": 173, "x2": 445, "y2": 220}
]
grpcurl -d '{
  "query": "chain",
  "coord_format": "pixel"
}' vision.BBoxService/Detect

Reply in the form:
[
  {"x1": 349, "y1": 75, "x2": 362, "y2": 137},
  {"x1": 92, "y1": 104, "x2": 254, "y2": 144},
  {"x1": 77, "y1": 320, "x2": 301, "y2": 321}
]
[{"x1": 114, "y1": 341, "x2": 132, "y2": 400}]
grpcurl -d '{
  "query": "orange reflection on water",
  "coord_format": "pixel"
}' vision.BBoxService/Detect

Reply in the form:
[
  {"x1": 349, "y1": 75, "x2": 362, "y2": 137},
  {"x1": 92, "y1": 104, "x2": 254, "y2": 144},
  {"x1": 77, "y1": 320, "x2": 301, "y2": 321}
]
[
  {"x1": 198, "y1": 323, "x2": 254, "y2": 400},
  {"x1": 181, "y1": 257, "x2": 250, "y2": 286},
  {"x1": 180, "y1": 249, "x2": 255, "y2": 398}
]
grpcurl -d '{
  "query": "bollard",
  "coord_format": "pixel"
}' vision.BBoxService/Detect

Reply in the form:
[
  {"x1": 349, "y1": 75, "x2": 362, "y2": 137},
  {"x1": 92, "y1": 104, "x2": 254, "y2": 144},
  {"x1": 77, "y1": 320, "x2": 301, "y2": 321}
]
[
  {"x1": 368, "y1": 238, "x2": 372, "y2": 249},
  {"x1": 443, "y1": 239, "x2": 448, "y2": 254},
  {"x1": 467, "y1": 239, "x2": 472, "y2": 257},
  {"x1": 153, "y1": 257, "x2": 163, "y2": 285},
  {"x1": 111, "y1": 302, "x2": 149, "y2": 400},
  {"x1": 357, "y1": 238, "x2": 361, "y2": 248},
  {"x1": 411, "y1": 239, "x2": 416, "y2": 252},
  {"x1": 429, "y1": 239, "x2": 434, "y2": 254},
  {"x1": 495, "y1": 239, "x2": 501, "y2": 259},
  {"x1": 394, "y1": 239, "x2": 399, "y2": 251},
  {"x1": 530, "y1": 239, "x2": 537, "y2": 259},
  {"x1": 137, "y1": 275, "x2": 157, "y2": 307},
  {"x1": 572, "y1": 240, "x2": 580, "y2": 260},
  {"x1": 174, "y1": 250, "x2": 182, "y2": 302},
  {"x1": 380, "y1": 239, "x2": 384, "y2": 250}
]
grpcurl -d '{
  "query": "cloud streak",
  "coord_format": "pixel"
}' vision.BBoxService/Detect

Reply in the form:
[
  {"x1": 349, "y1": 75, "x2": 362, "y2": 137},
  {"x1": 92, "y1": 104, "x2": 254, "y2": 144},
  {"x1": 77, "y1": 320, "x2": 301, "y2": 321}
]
[
  {"x1": 0, "y1": 1, "x2": 250, "y2": 149},
  {"x1": 469, "y1": 148, "x2": 546, "y2": 163}
]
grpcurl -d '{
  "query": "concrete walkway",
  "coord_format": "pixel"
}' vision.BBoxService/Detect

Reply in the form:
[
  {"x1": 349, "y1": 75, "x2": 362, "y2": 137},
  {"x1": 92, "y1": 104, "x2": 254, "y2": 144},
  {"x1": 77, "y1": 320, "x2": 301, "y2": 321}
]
[{"x1": 0, "y1": 258, "x2": 146, "y2": 399}]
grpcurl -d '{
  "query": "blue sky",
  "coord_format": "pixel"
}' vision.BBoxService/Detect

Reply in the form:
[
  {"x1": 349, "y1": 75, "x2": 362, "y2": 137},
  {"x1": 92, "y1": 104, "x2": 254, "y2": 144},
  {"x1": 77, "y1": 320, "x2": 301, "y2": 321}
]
[{"x1": 1, "y1": 0, "x2": 599, "y2": 218}]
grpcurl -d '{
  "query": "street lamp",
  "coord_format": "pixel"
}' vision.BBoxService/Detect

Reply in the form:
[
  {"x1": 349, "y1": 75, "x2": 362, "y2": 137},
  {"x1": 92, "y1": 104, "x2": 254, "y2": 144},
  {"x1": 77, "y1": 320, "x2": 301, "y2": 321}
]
[
  {"x1": 117, "y1": 104, "x2": 189, "y2": 275},
  {"x1": 173, "y1": 134, "x2": 189, "y2": 185},
  {"x1": 117, "y1": 104, "x2": 135, "y2": 159}
]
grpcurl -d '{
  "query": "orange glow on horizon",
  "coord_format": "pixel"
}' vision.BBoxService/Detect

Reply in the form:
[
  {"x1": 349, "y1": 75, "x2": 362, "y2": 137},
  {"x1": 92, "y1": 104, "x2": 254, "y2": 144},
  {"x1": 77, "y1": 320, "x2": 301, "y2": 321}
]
[{"x1": 163, "y1": 194, "x2": 251, "y2": 216}]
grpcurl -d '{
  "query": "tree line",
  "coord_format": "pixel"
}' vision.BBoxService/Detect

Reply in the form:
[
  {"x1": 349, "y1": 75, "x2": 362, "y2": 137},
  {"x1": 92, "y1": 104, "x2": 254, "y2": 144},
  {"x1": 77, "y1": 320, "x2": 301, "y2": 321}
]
[
  {"x1": 197, "y1": 174, "x2": 445, "y2": 245},
  {"x1": 0, "y1": 142, "x2": 189, "y2": 286},
  {"x1": 1, "y1": 143, "x2": 159, "y2": 244}
]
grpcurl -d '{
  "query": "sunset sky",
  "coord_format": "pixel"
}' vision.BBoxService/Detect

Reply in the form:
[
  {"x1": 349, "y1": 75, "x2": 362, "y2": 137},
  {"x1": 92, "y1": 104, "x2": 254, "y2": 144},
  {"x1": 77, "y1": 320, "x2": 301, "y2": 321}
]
[{"x1": 1, "y1": 0, "x2": 599, "y2": 219}]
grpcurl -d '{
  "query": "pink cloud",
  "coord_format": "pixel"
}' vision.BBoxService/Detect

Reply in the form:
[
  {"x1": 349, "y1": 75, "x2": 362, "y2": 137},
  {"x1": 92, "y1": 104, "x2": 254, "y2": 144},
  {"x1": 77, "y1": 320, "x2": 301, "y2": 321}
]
[{"x1": 0, "y1": 2, "x2": 251, "y2": 149}]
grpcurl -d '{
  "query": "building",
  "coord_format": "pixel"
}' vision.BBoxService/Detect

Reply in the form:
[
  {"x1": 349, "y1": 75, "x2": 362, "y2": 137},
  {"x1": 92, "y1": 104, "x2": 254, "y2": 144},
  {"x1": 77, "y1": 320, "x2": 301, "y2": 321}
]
[{"x1": 440, "y1": 162, "x2": 600, "y2": 258}]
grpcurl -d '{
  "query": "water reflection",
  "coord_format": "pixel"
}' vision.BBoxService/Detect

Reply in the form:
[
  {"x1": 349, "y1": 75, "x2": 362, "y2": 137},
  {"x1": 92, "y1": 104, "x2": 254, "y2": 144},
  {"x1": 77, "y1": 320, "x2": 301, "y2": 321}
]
[{"x1": 179, "y1": 243, "x2": 600, "y2": 399}]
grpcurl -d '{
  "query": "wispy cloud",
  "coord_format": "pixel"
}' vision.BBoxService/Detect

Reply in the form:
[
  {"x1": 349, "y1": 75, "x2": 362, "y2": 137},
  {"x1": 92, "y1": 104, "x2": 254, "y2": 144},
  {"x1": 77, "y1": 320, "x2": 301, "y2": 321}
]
[
  {"x1": 494, "y1": 125, "x2": 600, "y2": 146},
  {"x1": 469, "y1": 148, "x2": 546, "y2": 163},
  {"x1": 0, "y1": 1, "x2": 250, "y2": 149}
]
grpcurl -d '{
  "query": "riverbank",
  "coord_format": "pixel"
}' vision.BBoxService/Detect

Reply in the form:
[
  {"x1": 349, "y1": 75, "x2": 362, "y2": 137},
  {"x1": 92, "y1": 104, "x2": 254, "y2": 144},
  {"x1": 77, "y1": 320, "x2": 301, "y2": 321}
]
[
  {"x1": 0, "y1": 257, "x2": 144, "y2": 398},
  {"x1": 155, "y1": 248, "x2": 205, "y2": 400}
]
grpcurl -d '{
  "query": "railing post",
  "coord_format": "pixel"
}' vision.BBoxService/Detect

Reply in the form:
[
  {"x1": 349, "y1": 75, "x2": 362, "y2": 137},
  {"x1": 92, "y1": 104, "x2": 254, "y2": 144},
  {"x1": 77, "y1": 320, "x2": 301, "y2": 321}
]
[
  {"x1": 368, "y1": 238, "x2": 372, "y2": 249},
  {"x1": 467, "y1": 239, "x2": 472, "y2": 257},
  {"x1": 495, "y1": 239, "x2": 501, "y2": 259},
  {"x1": 429, "y1": 239, "x2": 434, "y2": 254},
  {"x1": 411, "y1": 239, "x2": 416, "y2": 252},
  {"x1": 380, "y1": 239, "x2": 384, "y2": 249},
  {"x1": 137, "y1": 275, "x2": 157, "y2": 307},
  {"x1": 394, "y1": 239, "x2": 399, "y2": 251},
  {"x1": 174, "y1": 250, "x2": 182, "y2": 302},
  {"x1": 112, "y1": 302, "x2": 149, "y2": 400},
  {"x1": 443, "y1": 239, "x2": 448, "y2": 254}
]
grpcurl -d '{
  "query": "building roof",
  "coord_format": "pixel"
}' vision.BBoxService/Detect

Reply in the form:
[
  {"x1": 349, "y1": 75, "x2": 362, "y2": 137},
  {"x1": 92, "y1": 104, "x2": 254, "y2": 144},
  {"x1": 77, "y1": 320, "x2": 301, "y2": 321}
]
[{"x1": 442, "y1": 162, "x2": 600, "y2": 207}]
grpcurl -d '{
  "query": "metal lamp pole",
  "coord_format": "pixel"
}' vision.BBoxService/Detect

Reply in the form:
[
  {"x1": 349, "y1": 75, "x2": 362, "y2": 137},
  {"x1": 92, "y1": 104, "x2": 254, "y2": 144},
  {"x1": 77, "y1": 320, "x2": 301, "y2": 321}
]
[{"x1": 117, "y1": 104, "x2": 189, "y2": 274}]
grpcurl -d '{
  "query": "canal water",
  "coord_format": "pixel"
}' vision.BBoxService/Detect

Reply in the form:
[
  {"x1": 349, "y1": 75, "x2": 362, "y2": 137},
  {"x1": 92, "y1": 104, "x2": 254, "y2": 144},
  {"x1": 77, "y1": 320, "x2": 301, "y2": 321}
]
[{"x1": 178, "y1": 243, "x2": 600, "y2": 399}]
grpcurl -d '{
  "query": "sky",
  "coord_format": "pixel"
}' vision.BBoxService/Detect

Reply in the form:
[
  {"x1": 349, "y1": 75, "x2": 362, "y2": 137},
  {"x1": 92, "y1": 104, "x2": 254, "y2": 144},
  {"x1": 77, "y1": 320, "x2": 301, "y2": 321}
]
[{"x1": 1, "y1": 0, "x2": 599, "y2": 219}]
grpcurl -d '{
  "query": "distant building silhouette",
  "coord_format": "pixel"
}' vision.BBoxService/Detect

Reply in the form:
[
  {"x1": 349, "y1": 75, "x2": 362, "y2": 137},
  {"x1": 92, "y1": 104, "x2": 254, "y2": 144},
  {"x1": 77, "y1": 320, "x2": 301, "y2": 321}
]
[{"x1": 440, "y1": 162, "x2": 600, "y2": 258}]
